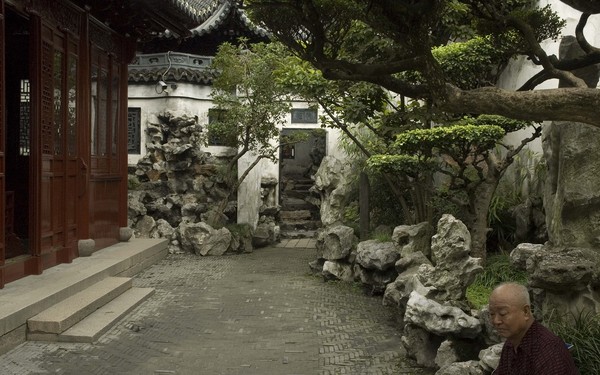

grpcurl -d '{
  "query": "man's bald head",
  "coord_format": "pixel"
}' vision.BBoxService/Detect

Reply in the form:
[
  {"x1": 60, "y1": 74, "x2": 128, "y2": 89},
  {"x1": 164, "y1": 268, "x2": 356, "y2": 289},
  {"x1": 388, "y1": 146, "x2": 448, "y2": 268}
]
[{"x1": 491, "y1": 282, "x2": 530, "y2": 306}]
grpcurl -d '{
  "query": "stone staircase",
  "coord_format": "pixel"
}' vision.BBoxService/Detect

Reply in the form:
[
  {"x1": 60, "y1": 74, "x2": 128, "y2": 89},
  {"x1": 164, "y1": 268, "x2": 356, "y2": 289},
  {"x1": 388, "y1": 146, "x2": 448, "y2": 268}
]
[
  {"x1": 27, "y1": 277, "x2": 154, "y2": 343},
  {"x1": 279, "y1": 177, "x2": 321, "y2": 238},
  {"x1": 0, "y1": 238, "x2": 167, "y2": 352}
]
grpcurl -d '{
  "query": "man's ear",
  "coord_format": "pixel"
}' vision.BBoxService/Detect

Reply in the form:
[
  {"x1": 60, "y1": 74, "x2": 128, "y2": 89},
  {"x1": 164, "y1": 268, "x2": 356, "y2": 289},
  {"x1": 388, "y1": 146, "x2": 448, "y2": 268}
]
[{"x1": 523, "y1": 304, "x2": 532, "y2": 318}]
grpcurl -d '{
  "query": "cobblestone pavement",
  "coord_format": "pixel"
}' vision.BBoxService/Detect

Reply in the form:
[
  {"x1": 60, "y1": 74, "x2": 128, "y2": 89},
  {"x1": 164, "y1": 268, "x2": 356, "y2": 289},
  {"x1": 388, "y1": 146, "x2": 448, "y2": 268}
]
[{"x1": 1, "y1": 242, "x2": 434, "y2": 375}]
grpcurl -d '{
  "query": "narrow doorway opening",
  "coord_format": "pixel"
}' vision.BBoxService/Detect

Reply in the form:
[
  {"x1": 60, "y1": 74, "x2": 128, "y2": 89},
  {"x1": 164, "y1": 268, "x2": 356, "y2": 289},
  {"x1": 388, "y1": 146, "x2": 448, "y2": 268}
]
[{"x1": 4, "y1": 8, "x2": 31, "y2": 259}]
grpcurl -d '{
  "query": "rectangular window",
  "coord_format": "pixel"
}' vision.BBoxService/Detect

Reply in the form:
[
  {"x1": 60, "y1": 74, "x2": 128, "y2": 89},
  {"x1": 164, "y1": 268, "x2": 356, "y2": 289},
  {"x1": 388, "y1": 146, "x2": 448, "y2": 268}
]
[
  {"x1": 19, "y1": 79, "x2": 31, "y2": 156},
  {"x1": 207, "y1": 108, "x2": 236, "y2": 147},
  {"x1": 127, "y1": 107, "x2": 141, "y2": 154},
  {"x1": 291, "y1": 108, "x2": 318, "y2": 123}
]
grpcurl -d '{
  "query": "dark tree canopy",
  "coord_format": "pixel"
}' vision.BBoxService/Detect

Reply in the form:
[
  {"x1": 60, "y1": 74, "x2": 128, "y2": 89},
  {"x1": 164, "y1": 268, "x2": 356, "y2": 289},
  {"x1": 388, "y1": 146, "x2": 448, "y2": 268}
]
[{"x1": 246, "y1": 0, "x2": 600, "y2": 127}]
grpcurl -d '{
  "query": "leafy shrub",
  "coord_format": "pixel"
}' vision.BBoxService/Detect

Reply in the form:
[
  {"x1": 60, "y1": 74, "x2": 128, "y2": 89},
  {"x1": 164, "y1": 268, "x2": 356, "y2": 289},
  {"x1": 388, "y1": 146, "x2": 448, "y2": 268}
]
[
  {"x1": 546, "y1": 310, "x2": 600, "y2": 374},
  {"x1": 466, "y1": 253, "x2": 527, "y2": 309}
]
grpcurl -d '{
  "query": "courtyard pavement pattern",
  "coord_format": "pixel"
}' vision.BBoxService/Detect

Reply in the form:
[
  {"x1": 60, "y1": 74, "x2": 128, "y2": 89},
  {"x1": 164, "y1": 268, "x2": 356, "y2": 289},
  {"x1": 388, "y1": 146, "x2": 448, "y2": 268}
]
[{"x1": 1, "y1": 239, "x2": 433, "y2": 375}]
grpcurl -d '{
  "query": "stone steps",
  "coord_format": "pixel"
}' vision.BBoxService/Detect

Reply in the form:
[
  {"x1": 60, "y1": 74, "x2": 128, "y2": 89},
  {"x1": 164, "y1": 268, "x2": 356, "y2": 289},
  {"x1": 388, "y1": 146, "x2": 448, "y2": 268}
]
[
  {"x1": 0, "y1": 238, "x2": 167, "y2": 352},
  {"x1": 280, "y1": 229, "x2": 318, "y2": 239},
  {"x1": 26, "y1": 278, "x2": 155, "y2": 343},
  {"x1": 280, "y1": 220, "x2": 322, "y2": 231},
  {"x1": 27, "y1": 277, "x2": 133, "y2": 335},
  {"x1": 30, "y1": 287, "x2": 154, "y2": 343}
]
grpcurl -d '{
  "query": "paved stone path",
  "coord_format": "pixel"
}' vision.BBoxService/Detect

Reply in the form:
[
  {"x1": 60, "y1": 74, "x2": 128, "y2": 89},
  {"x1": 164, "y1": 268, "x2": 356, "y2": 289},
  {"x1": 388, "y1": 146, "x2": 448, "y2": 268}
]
[{"x1": 1, "y1": 241, "x2": 433, "y2": 375}]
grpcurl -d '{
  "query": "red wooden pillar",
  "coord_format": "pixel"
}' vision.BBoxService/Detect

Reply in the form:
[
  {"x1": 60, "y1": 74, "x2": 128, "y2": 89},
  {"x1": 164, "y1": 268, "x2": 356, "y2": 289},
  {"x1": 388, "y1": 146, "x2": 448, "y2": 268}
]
[{"x1": 0, "y1": 0, "x2": 6, "y2": 288}]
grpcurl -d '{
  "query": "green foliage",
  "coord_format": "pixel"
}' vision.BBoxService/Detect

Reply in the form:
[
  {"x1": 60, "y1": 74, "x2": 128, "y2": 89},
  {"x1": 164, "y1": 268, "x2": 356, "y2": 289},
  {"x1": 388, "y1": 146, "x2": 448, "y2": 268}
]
[
  {"x1": 366, "y1": 154, "x2": 432, "y2": 177},
  {"x1": 546, "y1": 310, "x2": 600, "y2": 374},
  {"x1": 393, "y1": 124, "x2": 505, "y2": 156},
  {"x1": 457, "y1": 114, "x2": 531, "y2": 133},
  {"x1": 431, "y1": 36, "x2": 510, "y2": 90},
  {"x1": 210, "y1": 41, "x2": 292, "y2": 160},
  {"x1": 370, "y1": 228, "x2": 392, "y2": 242},
  {"x1": 466, "y1": 253, "x2": 527, "y2": 308}
]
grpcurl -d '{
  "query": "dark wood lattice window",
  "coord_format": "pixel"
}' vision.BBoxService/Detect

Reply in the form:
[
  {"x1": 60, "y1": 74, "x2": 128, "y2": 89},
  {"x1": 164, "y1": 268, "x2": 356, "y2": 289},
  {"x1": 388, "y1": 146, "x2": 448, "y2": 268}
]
[
  {"x1": 127, "y1": 107, "x2": 141, "y2": 154},
  {"x1": 19, "y1": 79, "x2": 31, "y2": 156},
  {"x1": 291, "y1": 108, "x2": 318, "y2": 123}
]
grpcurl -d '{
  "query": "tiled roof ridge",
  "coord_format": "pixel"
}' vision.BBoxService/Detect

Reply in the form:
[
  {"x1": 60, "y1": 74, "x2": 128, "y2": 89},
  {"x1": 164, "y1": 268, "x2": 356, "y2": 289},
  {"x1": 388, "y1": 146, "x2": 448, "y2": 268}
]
[
  {"x1": 169, "y1": 0, "x2": 225, "y2": 25},
  {"x1": 129, "y1": 66, "x2": 216, "y2": 84}
]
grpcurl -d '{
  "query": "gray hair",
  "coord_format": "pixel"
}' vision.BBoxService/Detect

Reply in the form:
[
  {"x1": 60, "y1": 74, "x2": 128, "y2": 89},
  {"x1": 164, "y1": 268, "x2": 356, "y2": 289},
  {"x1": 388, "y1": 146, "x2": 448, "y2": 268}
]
[{"x1": 494, "y1": 282, "x2": 531, "y2": 306}]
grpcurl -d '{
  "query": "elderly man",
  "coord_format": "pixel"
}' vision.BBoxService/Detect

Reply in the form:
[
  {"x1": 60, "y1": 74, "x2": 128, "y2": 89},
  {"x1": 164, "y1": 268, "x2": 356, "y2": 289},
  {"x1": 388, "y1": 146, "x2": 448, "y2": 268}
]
[{"x1": 489, "y1": 282, "x2": 578, "y2": 375}]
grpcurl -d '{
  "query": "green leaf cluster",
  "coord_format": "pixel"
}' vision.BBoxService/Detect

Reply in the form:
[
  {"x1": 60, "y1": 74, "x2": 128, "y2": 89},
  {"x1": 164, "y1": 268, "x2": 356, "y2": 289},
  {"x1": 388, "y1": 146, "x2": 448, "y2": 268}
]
[{"x1": 393, "y1": 124, "x2": 505, "y2": 156}]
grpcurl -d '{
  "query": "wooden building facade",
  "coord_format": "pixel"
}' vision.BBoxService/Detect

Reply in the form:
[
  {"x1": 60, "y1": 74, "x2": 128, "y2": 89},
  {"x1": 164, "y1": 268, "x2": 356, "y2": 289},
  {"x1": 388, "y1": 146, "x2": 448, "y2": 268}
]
[{"x1": 0, "y1": 0, "x2": 211, "y2": 288}]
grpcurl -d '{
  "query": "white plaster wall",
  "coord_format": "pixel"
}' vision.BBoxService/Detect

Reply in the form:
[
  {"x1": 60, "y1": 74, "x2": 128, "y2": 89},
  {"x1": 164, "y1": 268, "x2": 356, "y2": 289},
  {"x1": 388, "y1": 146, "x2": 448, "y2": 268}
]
[{"x1": 128, "y1": 82, "x2": 232, "y2": 165}]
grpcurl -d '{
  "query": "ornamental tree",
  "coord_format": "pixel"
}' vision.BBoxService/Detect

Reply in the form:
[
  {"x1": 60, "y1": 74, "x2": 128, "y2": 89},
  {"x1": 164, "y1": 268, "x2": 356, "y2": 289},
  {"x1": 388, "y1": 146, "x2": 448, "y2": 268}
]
[
  {"x1": 246, "y1": 0, "x2": 600, "y2": 127},
  {"x1": 367, "y1": 115, "x2": 541, "y2": 261},
  {"x1": 206, "y1": 41, "x2": 301, "y2": 227}
]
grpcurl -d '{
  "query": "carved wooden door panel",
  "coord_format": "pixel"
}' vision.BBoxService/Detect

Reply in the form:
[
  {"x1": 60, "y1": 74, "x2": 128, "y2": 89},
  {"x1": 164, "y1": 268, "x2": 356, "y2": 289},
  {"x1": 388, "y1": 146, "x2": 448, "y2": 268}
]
[{"x1": 36, "y1": 22, "x2": 78, "y2": 267}]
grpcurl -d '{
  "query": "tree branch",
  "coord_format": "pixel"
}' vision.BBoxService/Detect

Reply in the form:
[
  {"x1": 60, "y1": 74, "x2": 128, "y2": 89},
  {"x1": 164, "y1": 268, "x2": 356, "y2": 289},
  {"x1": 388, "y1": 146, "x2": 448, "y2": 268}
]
[
  {"x1": 506, "y1": 15, "x2": 587, "y2": 88},
  {"x1": 575, "y1": 13, "x2": 600, "y2": 54}
]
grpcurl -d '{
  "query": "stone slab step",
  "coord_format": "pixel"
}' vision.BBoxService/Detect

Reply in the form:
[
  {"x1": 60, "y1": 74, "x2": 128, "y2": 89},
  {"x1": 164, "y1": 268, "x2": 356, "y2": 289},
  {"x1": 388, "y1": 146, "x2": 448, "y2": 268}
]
[
  {"x1": 280, "y1": 229, "x2": 317, "y2": 239},
  {"x1": 28, "y1": 287, "x2": 154, "y2": 343},
  {"x1": 27, "y1": 277, "x2": 132, "y2": 334},
  {"x1": 280, "y1": 210, "x2": 313, "y2": 220},
  {"x1": 280, "y1": 220, "x2": 322, "y2": 231}
]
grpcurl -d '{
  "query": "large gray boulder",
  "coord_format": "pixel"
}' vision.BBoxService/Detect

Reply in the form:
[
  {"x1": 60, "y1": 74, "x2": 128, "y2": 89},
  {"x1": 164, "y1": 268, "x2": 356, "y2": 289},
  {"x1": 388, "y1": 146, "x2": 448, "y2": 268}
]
[
  {"x1": 478, "y1": 343, "x2": 503, "y2": 373},
  {"x1": 404, "y1": 292, "x2": 482, "y2": 339},
  {"x1": 322, "y1": 261, "x2": 354, "y2": 282},
  {"x1": 383, "y1": 252, "x2": 432, "y2": 309},
  {"x1": 316, "y1": 225, "x2": 357, "y2": 260},
  {"x1": 526, "y1": 247, "x2": 598, "y2": 292},
  {"x1": 392, "y1": 222, "x2": 433, "y2": 258},
  {"x1": 178, "y1": 221, "x2": 232, "y2": 256},
  {"x1": 510, "y1": 242, "x2": 544, "y2": 270},
  {"x1": 313, "y1": 156, "x2": 353, "y2": 226},
  {"x1": 435, "y1": 361, "x2": 485, "y2": 375},
  {"x1": 401, "y1": 324, "x2": 443, "y2": 368},
  {"x1": 417, "y1": 215, "x2": 483, "y2": 302},
  {"x1": 355, "y1": 240, "x2": 399, "y2": 271}
]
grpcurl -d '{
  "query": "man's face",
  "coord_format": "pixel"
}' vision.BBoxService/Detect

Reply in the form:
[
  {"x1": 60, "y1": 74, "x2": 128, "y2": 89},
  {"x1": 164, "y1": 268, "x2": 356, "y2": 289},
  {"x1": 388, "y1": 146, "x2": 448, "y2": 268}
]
[{"x1": 488, "y1": 291, "x2": 531, "y2": 344}]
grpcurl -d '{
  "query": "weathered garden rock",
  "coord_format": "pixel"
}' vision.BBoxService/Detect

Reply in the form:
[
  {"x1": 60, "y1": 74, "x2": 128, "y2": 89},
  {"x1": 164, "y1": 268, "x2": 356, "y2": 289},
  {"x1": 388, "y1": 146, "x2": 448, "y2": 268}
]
[
  {"x1": 134, "y1": 215, "x2": 156, "y2": 238},
  {"x1": 322, "y1": 261, "x2": 355, "y2": 282},
  {"x1": 401, "y1": 324, "x2": 443, "y2": 368},
  {"x1": 316, "y1": 225, "x2": 356, "y2": 260},
  {"x1": 416, "y1": 215, "x2": 483, "y2": 303},
  {"x1": 435, "y1": 339, "x2": 481, "y2": 369},
  {"x1": 383, "y1": 253, "x2": 432, "y2": 309},
  {"x1": 252, "y1": 221, "x2": 279, "y2": 248},
  {"x1": 526, "y1": 247, "x2": 597, "y2": 292},
  {"x1": 431, "y1": 214, "x2": 471, "y2": 264},
  {"x1": 477, "y1": 305, "x2": 502, "y2": 346},
  {"x1": 543, "y1": 120, "x2": 600, "y2": 248},
  {"x1": 395, "y1": 251, "x2": 432, "y2": 274},
  {"x1": 227, "y1": 224, "x2": 254, "y2": 254},
  {"x1": 510, "y1": 242, "x2": 544, "y2": 270},
  {"x1": 128, "y1": 112, "x2": 237, "y2": 253},
  {"x1": 355, "y1": 240, "x2": 399, "y2": 271},
  {"x1": 353, "y1": 265, "x2": 396, "y2": 295},
  {"x1": 308, "y1": 259, "x2": 325, "y2": 274},
  {"x1": 405, "y1": 292, "x2": 482, "y2": 338},
  {"x1": 392, "y1": 222, "x2": 433, "y2": 258},
  {"x1": 313, "y1": 156, "x2": 353, "y2": 226},
  {"x1": 150, "y1": 219, "x2": 175, "y2": 240},
  {"x1": 435, "y1": 361, "x2": 485, "y2": 375},
  {"x1": 178, "y1": 221, "x2": 231, "y2": 256},
  {"x1": 478, "y1": 343, "x2": 503, "y2": 373}
]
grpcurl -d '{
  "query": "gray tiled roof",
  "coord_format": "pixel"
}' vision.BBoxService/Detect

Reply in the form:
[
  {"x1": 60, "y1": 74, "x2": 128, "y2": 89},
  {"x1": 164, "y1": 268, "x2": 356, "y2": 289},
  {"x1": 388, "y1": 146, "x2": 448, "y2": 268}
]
[{"x1": 169, "y1": 0, "x2": 225, "y2": 25}]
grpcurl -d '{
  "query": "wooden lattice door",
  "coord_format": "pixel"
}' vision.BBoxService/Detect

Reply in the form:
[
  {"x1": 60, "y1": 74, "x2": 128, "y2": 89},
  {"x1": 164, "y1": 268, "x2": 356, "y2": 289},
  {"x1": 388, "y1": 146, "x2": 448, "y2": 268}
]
[{"x1": 35, "y1": 22, "x2": 79, "y2": 268}]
